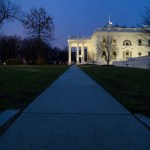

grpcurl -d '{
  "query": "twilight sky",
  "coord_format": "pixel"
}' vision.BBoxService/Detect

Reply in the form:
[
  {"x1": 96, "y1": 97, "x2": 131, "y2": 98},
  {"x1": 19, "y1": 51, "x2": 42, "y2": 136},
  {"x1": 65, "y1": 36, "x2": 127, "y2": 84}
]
[{"x1": 1, "y1": 0, "x2": 150, "y2": 48}]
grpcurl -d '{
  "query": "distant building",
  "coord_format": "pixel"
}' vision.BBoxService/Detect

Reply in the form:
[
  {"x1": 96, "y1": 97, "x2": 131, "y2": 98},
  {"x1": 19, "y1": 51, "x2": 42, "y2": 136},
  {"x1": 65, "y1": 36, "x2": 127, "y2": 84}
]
[{"x1": 68, "y1": 21, "x2": 150, "y2": 65}]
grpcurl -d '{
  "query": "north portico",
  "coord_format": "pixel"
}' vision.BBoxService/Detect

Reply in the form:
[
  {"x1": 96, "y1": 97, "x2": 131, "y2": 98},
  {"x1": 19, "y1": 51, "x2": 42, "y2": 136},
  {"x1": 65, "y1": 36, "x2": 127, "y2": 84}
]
[
  {"x1": 68, "y1": 21, "x2": 150, "y2": 65},
  {"x1": 68, "y1": 37, "x2": 90, "y2": 65}
]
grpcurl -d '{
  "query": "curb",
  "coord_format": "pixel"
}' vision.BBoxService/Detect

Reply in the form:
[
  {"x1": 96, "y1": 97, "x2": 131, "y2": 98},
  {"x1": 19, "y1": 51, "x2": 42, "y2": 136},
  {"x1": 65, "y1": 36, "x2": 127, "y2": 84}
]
[
  {"x1": 0, "y1": 109, "x2": 20, "y2": 135},
  {"x1": 134, "y1": 114, "x2": 150, "y2": 130}
]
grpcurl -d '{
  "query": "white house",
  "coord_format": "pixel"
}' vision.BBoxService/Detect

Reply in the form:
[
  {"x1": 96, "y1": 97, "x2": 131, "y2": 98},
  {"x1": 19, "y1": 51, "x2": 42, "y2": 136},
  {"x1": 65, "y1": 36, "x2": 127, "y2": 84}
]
[{"x1": 68, "y1": 21, "x2": 150, "y2": 65}]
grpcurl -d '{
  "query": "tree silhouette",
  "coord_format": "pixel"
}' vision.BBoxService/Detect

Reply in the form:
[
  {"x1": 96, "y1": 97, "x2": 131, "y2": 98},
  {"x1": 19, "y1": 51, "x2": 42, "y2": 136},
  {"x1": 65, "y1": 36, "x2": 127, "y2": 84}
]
[
  {"x1": 23, "y1": 6, "x2": 54, "y2": 64},
  {"x1": 96, "y1": 35, "x2": 118, "y2": 65},
  {"x1": 141, "y1": 7, "x2": 150, "y2": 37},
  {"x1": 0, "y1": 35, "x2": 21, "y2": 63},
  {"x1": 0, "y1": 0, "x2": 21, "y2": 27}
]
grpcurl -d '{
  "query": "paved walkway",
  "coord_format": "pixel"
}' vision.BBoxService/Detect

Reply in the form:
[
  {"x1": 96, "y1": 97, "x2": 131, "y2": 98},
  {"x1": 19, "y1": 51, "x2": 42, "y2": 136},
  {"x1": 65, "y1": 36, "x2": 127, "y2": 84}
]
[{"x1": 0, "y1": 65, "x2": 150, "y2": 150}]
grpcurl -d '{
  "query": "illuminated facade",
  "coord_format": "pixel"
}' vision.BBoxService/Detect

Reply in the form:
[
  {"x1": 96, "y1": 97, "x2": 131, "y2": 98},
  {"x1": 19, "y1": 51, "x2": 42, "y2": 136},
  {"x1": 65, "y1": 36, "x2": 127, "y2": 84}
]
[{"x1": 68, "y1": 23, "x2": 150, "y2": 65}]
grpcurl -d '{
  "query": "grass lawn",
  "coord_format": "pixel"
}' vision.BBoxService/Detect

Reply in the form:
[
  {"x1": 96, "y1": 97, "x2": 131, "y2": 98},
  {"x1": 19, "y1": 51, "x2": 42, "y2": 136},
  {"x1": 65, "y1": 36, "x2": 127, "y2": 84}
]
[
  {"x1": 0, "y1": 65, "x2": 68, "y2": 111},
  {"x1": 80, "y1": 65, "x2": 150, "y2": 117}
]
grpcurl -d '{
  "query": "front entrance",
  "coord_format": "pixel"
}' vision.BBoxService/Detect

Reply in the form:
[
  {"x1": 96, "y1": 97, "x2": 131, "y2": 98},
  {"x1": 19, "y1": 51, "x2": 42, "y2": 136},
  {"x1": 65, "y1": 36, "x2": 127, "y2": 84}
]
[
  {"x1": 123, "y1": 50, "x2": 132, "y2": 59},
  {"x1": 68, "y1": 43, "x2": 89, "y2": 65}
]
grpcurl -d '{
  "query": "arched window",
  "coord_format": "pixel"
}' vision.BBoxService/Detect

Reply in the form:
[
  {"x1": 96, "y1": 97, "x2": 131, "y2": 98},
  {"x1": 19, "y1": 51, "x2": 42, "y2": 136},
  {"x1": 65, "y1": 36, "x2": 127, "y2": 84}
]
[{"x1": 123, "y1": 40, "x2": 132, "y2": 46}]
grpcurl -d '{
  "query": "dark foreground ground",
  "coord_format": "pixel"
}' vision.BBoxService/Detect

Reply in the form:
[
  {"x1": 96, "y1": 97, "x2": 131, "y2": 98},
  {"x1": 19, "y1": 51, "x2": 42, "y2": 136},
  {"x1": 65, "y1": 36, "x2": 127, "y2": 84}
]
[
  {"x1": 1, "y1": 64, "x2": 150, "y2": 117},
  {"x1": 0, "y1": 65, "x2": 68, "y2": 111},
  {"x1": 0, "y1": 65, "x2": 150, "y2": 150}
]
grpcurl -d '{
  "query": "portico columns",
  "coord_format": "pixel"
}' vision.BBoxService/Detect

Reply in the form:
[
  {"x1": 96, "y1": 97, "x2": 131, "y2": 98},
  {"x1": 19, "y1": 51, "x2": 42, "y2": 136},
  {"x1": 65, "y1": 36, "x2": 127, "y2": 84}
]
[
  {"x1": 76, "y1": 44, "x2": 79, "y2": 64},
  {"x1": 68, "y1": 44, "x2": 71, "y2": 65},
  {"x1": 81, "y1": 44, "x2": 85, "y2": 64}
]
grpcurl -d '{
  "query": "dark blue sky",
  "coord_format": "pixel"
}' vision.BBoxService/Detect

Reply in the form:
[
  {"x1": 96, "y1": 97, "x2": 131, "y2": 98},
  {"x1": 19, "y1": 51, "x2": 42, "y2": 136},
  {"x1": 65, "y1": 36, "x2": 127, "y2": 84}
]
[{"x1": 1, "y1": 0, "x2": 150, "y2": 48}]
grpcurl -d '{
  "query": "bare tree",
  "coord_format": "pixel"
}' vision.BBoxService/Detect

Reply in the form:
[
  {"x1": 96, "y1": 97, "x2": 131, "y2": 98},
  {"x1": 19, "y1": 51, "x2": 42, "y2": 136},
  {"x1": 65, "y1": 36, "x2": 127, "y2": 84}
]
[
  {"x1": 23, "y1": 6, "x2": 54, "y2": 64},
  {"x1": 87, "y1": 49, "x2": 96, "y2": 64},
  {"x1": 0, "y1": 0, "x2": 21, "y2": 27},
  {"x1": 136, "y1": 7, "x2": 150, "y2": 48},
  {"x1": 140, "y1": 7, "x2": 150, "y2": 38},
  {"x1": 20, "y1": 38, "x2": 50, "y2": 64},
  {"x1": 96, "y1": 35, "x2": 118, "y2": 65}
]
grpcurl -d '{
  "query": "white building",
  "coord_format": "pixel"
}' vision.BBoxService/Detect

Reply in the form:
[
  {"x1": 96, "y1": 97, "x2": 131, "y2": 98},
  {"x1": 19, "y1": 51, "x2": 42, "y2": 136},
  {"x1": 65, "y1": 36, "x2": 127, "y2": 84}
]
[{"x1": 68, "y1": 22, "x2": 150, "y2": 65}]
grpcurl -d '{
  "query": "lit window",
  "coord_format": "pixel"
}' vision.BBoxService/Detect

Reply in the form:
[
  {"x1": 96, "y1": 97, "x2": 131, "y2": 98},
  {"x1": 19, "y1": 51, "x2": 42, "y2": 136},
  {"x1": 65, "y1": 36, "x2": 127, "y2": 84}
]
[
  {"x1": 148, "y1": 40, "x2": 150, "y2": 46},
  {"x1": 138, "y1": 39, "x2": 142, "y2": 46},
  {"x1": 113, "y1": 52, "x2": 116, "y2": 60},
  {"x1": 113, "y1": 52, "x2": 116, "y2": 57},
  {"x1": 126, "y1": 52, "x2": 129, "y2": 59}
]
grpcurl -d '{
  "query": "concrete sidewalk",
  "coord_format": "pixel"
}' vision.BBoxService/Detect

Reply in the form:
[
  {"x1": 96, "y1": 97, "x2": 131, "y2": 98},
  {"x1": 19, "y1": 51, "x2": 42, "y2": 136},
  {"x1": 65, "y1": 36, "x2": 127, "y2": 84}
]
[{"x1": 0, "y1": 65, "x2": 150, "y2": 150}]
